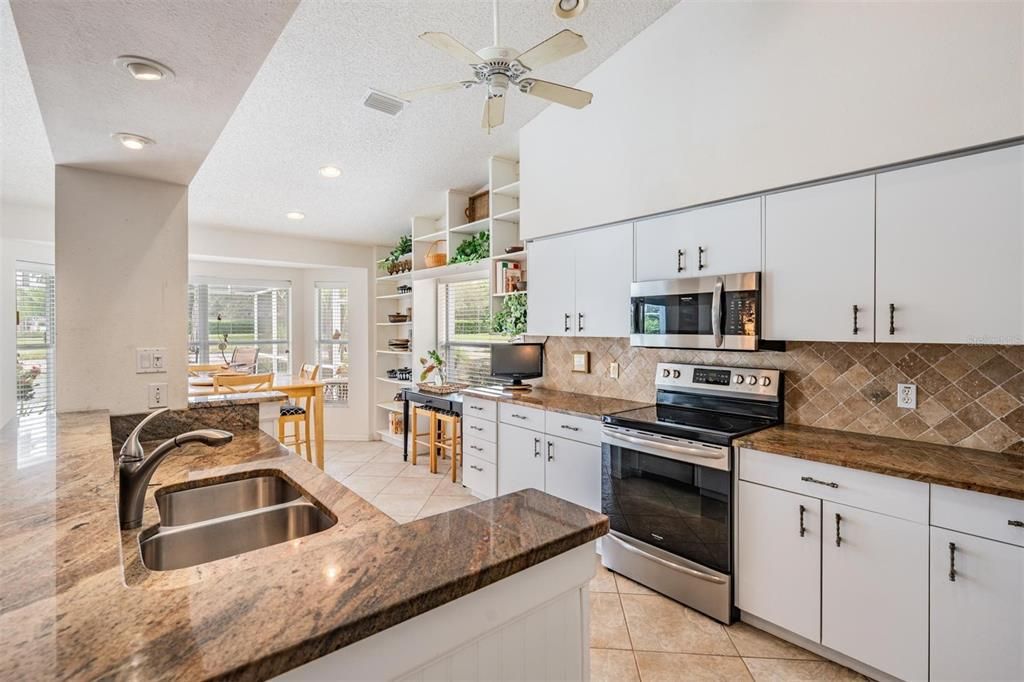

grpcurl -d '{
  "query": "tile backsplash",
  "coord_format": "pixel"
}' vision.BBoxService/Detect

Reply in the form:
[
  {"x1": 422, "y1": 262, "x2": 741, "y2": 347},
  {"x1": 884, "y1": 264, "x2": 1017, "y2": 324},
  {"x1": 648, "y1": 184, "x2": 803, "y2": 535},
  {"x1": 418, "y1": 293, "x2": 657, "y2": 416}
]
[{"x1": 535, "y1": 337, "x2": 1024, "y2": 455}]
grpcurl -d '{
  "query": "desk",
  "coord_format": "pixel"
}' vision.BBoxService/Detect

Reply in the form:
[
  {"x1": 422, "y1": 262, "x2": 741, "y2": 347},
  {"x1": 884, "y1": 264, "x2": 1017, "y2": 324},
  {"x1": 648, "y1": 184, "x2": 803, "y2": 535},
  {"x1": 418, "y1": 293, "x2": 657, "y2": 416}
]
[
  {"x1": 189, "y1": 375, "x2": 326, "y2": 469},
  {"x1": 400, "y1": 389, "x2": 464, "y2": 462}
]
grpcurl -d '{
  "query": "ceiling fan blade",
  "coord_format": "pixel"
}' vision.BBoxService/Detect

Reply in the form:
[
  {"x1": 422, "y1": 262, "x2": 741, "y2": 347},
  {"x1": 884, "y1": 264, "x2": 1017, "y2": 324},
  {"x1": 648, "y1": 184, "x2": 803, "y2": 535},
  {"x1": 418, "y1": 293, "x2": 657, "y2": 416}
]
[
  {"x1": 400, "y1": 81, "x2": 476, "y2": 100},
  {"x1": 521, "y1": 79, "x2": 592, "y2": 109},
  {"x1": 419, "y1": 32, "x2": 483, "y2": 66},
  {"x1": 482, "y1": 95, "x2": 506, "y2": 130},
  {"x1": 515, "y1": 29, "x2": 587, "y2": 71}
]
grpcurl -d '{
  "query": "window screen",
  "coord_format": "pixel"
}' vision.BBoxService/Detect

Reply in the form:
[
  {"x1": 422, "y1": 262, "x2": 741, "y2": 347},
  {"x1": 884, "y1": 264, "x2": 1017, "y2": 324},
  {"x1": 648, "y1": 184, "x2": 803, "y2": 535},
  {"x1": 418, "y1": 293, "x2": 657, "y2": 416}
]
[
  {"x1": 437, "y1": 278, "x2": 505, "y2": 386},
  {"x1": 316, "y1": 284, "x2": 350, "y2": 406},
  {"x1": 15, "y1": 265, "x2": 56, "y2": 415}
]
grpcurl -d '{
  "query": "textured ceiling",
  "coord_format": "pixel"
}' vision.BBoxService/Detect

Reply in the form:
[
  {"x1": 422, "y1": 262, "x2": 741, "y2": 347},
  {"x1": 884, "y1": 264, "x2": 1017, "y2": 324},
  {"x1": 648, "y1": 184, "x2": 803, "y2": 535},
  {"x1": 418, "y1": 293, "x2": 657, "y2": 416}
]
[
  {"x1": 190, "y1": 0, "x2": 679, "y2": 244},
  {"x1": 9, "y1": 0, "x2": 299, "y2": 186},
  {"x1": 1, "y1": 0, "x2": 53, "y2": 211}
]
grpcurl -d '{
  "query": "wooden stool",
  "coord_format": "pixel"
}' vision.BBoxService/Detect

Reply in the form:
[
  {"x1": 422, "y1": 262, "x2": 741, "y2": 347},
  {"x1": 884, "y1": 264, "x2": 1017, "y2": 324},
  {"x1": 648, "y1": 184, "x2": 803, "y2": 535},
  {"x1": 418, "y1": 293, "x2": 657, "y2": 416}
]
[
  {"x1": 278, "y1": 364, "x2": 318, "y2": 463},
  {"x1": 431, "y1": 411, "x2": 462, "y2": 482},
  {"x1": 410, "y1": 404, "x2": 434, "y2": 466}
]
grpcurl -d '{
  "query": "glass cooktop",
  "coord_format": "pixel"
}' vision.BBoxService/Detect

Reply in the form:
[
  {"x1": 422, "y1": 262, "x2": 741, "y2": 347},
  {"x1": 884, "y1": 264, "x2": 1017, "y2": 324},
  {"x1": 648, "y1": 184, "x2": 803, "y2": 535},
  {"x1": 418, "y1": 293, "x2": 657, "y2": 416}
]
[{"x1": 603, "y1": 404, "x2": 775, "y2": 445}]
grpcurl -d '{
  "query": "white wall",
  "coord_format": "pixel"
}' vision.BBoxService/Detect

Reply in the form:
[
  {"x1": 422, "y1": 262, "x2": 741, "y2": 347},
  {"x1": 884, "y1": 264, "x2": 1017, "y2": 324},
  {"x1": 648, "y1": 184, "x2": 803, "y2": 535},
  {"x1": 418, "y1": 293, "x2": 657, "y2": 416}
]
[
  {"x1": 55, "y1": 167, "x2": 188, "y2": 414},
  {"x1": 521, "y1": 1, "x2": 1024, "y2": 239},
  {"x1": 190, "y1": 223, "x2": 375, "y2": 269}
]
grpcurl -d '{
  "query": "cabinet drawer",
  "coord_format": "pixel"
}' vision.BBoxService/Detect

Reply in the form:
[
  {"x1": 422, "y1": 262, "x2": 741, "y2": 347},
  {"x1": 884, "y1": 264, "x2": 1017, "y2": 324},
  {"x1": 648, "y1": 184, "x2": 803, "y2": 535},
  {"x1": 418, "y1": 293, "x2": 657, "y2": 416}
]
[
  {"x1": 462, "y1": 396, "x2": 497, "y2": 421},
  {"x1": 499, "y1": 403, "x2": 546, "y2": 431},
  {"x1": 463, "y1": 454, "x2": 496, "y2": 500},
  {"x1": 545, "y1": 411, "x2": 601, "y2": 446},
  {"x1": 932, "y1": 484, "x2": 1024, "y2": 547},
  {"x1": 463, "y1": 416, "x2": 497, "y2": 443},
  {"x1": 463, "y1": 435, "x2": 496, "y2": 465},
  {"x1": 739, "y1": 448, "x2": 929, "y2": 524}
]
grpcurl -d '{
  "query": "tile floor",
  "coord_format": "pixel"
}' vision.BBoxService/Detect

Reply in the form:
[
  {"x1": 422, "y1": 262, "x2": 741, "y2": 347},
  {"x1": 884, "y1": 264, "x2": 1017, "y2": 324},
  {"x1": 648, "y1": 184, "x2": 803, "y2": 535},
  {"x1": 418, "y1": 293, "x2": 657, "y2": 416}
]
[{"x1": 324, "y1": 439, "x2": 868, "y2": 681}]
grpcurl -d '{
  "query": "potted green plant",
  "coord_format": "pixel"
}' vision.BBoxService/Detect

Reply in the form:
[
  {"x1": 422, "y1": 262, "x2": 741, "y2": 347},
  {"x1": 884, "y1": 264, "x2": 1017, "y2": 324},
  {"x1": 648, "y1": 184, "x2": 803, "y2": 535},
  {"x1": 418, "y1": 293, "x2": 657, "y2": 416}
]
[
  {"x1": 491, "y1": 292, "x2": 527, "y2": 340},
  {"x1": 449, "y1": 231, "x2": 490, "y2": 264},
  {"x1": 419, "y1": 349, "x2": 446, "y2": 385},
  {"x1": 383, "y1": 234, "x2": 412, "y2": 274}
]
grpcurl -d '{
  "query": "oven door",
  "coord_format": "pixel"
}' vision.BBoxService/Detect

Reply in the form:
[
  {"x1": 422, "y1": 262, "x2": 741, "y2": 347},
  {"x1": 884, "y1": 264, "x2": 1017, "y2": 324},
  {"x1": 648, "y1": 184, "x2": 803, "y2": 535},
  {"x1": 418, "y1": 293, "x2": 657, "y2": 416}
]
[
  {"x1": 601, "y1": 426, "x2": 732, "y2": 575},
  {"x1": 630, "y1": 273, "x2": 760, "y2": 351}
]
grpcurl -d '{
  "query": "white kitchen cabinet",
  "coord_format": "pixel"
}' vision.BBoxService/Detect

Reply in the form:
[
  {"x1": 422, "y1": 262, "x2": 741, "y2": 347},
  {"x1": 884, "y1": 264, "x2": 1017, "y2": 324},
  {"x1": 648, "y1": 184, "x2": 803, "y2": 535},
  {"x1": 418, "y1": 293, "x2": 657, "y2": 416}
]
[
  {"x1": 526, "y1": 223, "x2": 633, "y2": 337},
  {"x1": 876, "y1": 145, "x2": 1024, "y2": 344},
  {"x1": 526, "y1": 235, "x2": 576, "y2": 336},
  {"x1": 763, "y1": 177, "x2": 875, "y2": 342},
  {"x1": 496, "y1": 422, "x2": 545, "y2": 496},
  {"x1": 543, "y1": 435, "x2": 601, "y2": 512},
  {"x1": 821, "y1": 501, "x2": 928, "y2": 682},
  {"x1": 929, "y1": 526, "x2": 1024, "y2": 682},
  {"x1": 736, "y1": 481, "x2": 822, "y2": 643},
  {"x1": 634, "y1": 197, "x2": 761, "y2": 281}
]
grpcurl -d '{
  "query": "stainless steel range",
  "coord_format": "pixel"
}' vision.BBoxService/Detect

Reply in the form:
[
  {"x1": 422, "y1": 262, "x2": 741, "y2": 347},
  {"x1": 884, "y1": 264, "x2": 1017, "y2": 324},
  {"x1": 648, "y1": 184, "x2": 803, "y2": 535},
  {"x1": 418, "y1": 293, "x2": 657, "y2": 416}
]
[{"x1": 600, "y1": 362, "x2": 783, "y2": 623}]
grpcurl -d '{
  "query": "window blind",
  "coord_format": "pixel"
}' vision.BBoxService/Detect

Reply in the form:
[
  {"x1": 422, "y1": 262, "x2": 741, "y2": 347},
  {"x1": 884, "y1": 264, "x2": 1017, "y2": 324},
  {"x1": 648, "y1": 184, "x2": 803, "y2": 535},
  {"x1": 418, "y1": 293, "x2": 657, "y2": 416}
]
[
  {"x1": 315, "y1": 283, "x2": 350, "y2": 406},
  {"x1": 437, "y1": 278, "x2": 505, "y2": 386},
  {"x1": 187, "y1": 279, "x2": 291, "y2": 374},
  {"x1": 15, "y1": 265, "x2": 56, "y2": 415}
]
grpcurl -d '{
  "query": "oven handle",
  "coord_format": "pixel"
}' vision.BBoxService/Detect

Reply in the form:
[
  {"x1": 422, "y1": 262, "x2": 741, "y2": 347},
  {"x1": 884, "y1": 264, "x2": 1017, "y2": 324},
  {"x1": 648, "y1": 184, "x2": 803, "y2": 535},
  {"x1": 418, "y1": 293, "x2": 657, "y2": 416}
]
[
  {"x1": 711, "y1": 276, "x2": 724, "y2": 348},
  {"x1": 607, "y1": 534, "x2": 726, "y2": 585},
  {"x1": 602, "y1": 429, "x2": 726, "y2": 460}
]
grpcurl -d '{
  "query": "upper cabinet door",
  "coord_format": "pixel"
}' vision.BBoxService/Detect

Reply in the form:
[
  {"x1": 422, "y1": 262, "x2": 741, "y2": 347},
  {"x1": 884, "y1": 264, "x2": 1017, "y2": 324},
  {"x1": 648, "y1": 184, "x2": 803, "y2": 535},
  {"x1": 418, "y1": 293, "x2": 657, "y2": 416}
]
[
  {"x1": 526, "y1": 235, "x2": 576, "y2": 336},
  {"x1": 876, "y1": 145, "x2": 1024, "y2": 344},
  {"x1": 763, "y1": 177, "x2": 875, "y2": 342},
  {"x1": 635, "y1": 198, "x2": 761, "y2": 281},
  {"x1": 573, "y1": 223, "x2": 634, "y2": 337}
]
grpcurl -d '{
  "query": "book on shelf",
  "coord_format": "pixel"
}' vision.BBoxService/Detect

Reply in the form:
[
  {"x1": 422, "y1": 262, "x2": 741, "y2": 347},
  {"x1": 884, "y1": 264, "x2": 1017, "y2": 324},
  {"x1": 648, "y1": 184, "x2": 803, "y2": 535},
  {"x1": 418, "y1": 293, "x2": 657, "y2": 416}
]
[{"x1": 494, "y1": 260, "x2": 524, "y2": 294}]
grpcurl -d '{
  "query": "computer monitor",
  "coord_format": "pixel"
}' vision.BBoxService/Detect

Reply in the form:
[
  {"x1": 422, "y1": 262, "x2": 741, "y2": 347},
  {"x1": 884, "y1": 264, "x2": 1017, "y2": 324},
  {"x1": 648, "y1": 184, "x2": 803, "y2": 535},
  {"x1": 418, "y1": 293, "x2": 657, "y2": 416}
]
[{"x1": 490, "y1": 343, "x2": 544, "y2": 390}]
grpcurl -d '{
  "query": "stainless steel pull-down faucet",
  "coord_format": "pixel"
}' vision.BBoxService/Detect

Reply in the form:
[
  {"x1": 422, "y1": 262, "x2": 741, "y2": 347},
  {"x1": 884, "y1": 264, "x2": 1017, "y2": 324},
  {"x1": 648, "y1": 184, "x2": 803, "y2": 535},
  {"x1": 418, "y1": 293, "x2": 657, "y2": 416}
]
[{"x1": 118, "y1": 407, "x2": 233, "y2": 530}]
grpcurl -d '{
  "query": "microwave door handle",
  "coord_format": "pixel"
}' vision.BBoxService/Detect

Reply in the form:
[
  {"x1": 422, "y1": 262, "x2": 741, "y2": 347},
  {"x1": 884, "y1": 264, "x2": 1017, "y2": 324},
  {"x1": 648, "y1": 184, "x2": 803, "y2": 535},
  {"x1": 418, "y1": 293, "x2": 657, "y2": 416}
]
[{"x1": 711, "y1": 276, "x2": 724, "y2": 348}]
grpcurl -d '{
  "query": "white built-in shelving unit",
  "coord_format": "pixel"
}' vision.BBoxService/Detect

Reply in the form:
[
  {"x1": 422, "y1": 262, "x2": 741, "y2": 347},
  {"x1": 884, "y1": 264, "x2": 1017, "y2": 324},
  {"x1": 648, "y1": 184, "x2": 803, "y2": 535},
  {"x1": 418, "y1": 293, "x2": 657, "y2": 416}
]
[{"x1": 373, "y1": 156, "x2": 525, "y2": 445}]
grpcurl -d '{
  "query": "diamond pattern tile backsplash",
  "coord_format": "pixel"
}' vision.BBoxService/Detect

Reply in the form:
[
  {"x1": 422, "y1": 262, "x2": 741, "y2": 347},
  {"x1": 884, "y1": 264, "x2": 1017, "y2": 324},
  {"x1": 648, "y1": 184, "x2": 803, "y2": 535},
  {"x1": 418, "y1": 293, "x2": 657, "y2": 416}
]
[{"x1": 535, "y1": 337, "x2": 1024, "y2": 455}]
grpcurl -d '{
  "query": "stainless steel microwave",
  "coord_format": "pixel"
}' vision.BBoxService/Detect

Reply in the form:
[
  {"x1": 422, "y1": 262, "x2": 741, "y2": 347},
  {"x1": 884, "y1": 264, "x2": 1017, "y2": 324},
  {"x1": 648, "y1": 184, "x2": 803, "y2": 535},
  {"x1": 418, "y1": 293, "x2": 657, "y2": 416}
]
[{"x1": 630, "y1": 272, "x2": 761, "y2": 350}]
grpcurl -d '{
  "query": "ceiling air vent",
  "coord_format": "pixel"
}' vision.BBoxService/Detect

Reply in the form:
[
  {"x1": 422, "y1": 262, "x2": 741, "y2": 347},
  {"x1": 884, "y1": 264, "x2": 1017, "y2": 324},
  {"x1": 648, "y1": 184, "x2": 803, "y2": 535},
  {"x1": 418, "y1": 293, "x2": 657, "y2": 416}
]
[{"x1": 363, "y1": 89, "x2": 407, "y2": 117}]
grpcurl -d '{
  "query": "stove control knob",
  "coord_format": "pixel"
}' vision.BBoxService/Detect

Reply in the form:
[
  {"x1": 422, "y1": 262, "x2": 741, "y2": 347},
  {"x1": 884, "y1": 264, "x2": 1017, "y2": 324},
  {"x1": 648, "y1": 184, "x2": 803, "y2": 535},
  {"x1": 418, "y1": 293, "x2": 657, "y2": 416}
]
[
  {"x1": 747, "y1": 375, "x2": 758, "y2": 385},
  {"x1": 733, "y1": 374, "x2": 744, "y2": 385},
  {"x1": 662, "y1": 369, "x2": 671, "y2": 378},
  {"x1": 672, "y1": 370, "x2": 681, "y2": 379},
  {"x1": 761, "y1": 376, "x2": 772, "y2": 387}
]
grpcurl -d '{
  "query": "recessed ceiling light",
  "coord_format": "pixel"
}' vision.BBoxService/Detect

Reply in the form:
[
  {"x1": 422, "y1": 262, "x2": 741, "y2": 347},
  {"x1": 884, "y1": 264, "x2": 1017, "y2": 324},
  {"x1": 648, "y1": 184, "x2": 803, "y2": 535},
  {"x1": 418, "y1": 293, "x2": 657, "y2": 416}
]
[
  {"x1": 286, "y1": 211, "x2": 305, "y2": 221},
  {"x1": 114, "y1": 55, "x2": 175, "y2": 82},
  {"x1": 319, "y1": 165, "x2": 342, "y2": 178},
  {"x1": 113, "y1": 133, "x2": 155, "y2": 150},
  {"x1": 553, "y1": 0, "x2": 587, "y2": 19}
]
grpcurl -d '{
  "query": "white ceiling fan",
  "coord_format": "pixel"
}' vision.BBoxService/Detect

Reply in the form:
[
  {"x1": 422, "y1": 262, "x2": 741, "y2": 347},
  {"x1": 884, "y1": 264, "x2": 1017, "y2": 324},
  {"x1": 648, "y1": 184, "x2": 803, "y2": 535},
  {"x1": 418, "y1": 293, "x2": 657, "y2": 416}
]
[{"x1": 397, "y1": 0, "x2": 594, "y2": 130}]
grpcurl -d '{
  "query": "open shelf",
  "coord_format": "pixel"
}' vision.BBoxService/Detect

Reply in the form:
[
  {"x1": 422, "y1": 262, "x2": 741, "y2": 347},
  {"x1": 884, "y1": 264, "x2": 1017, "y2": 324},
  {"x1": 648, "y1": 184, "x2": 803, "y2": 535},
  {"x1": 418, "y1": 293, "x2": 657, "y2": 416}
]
[
  {"x1": 492, "y1": 208, "x2": 520, "y2": 224},
  {"x1": 449, "y1": 217, "x2": 490, "y2": 235},
  {"x1": 494, "y1": 249, "x2": 526, "y2": 262},
  {"x1": 376, "y1": 271, "x2": 413, "y2": 282},
  {"x1": 492, "y1": 290, "x2": 526, "y2": 297},
  {"x1": 492, "y1": 180, "x2": 520, "y2": 198},
  {"x1": 376, "y1": 376, "x2": 413, "y2": 386},
  {"x1": 413, "y1": 229, "x2": 448, "y2": 243},
  {"x1": 376, "y1": 401, "x2": 404, "y2": 412},
  {"x1": 377, "y1": 321, "x2": 413, "y2": 326},
  {"x1": 376, "y1": 292, "x2": 412, "y2": 300},
  {"x1": 376, "y1": 349, "x2": 412, "y2": 355}
]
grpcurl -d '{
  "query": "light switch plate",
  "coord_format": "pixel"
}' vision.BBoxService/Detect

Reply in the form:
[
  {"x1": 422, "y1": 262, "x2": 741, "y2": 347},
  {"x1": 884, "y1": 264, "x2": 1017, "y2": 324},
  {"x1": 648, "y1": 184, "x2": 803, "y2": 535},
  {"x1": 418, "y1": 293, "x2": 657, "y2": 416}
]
[
  {"x1": 609, "y1": 361, "x2": 620, "y2": 379},
  {"x1": 148, "y1": 383, "x2": 168, "y2": 408},
  {"x1": 136, "y1": 347, "x2": 168, "y2": 374},
  {"x1": 897, "y1": 383, "x2": 917, "y2": 409}
]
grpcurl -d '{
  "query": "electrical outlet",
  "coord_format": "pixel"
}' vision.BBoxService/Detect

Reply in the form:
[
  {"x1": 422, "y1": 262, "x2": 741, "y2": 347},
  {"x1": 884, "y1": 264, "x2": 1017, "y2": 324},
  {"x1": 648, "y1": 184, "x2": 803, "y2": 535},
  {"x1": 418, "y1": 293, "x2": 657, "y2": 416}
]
[
  {"x1": 609, "y1": 361, "x2": 619, "y2": 379},
  {"x1": 151, "y1": 348, "x2": 166, "y2": 371},
  {"x1": 897, "y1": 383, "x2": 917, "y2": 409},
  {"x1": 148, "y1": 383, "x2": 168, "y2": 408}
]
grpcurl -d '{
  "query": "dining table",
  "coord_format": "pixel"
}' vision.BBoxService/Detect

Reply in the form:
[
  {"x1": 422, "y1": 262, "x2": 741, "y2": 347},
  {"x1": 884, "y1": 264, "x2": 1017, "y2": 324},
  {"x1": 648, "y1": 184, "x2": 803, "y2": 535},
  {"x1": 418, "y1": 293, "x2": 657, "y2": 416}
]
[{"x1": 188, "y1": 372, "x2": 326, "y2": 469}]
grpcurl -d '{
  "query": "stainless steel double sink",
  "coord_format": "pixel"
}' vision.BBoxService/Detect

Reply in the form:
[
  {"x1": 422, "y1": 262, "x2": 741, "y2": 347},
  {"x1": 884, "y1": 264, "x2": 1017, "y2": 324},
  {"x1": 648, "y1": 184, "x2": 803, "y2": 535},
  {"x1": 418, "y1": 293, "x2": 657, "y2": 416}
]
[{"x1": 139, "y1": 473, "x2": 336, "y2": 571}]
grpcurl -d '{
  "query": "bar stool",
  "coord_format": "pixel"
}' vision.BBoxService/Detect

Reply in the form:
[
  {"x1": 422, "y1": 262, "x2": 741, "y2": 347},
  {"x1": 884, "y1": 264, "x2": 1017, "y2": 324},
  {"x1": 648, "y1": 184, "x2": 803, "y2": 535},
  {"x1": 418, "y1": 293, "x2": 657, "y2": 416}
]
[
  {"x1": 431, "y1": 411, "x2": 462, "y2": 482},
  {"x1": 409, "y1": 404, "x2": 434, "y2": 467},
  {"x1": 279, "y1": 363, "x2": 318, "y2": 462}
]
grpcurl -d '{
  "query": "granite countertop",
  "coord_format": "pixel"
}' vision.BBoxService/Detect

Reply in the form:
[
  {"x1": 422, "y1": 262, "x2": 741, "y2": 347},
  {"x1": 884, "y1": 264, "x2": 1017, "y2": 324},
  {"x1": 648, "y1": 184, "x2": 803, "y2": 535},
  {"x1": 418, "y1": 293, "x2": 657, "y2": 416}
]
[
  {"x1": 737, "y1": 424, "x2": 1024, "y2": 501},
  {"x1": 0, "y1": 411, "x2": 606, "y2": 680},
  {"x1": 462, "y1": 386, "x2": 649, "y2": 420},
  {"x1": 187, "y1": 390, "x2": 288, "y2": 408}
]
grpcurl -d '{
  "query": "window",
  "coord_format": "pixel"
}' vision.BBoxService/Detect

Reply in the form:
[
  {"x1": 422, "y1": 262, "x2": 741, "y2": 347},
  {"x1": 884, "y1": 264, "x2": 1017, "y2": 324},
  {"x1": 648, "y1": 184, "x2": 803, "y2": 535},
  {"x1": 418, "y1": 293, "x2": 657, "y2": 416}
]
[
  {"x1": 437, "y1": 278, "x2": 504, "y2": 385},
  {"x1": 15, "y1": 264, "x2": 56, "y2": 415},
  {"x1": 315, "y1": 283, "x2": 350, "y2": 406},
  {"x1": 187, "y1": 279, "x2": 291, "y2": 374}
]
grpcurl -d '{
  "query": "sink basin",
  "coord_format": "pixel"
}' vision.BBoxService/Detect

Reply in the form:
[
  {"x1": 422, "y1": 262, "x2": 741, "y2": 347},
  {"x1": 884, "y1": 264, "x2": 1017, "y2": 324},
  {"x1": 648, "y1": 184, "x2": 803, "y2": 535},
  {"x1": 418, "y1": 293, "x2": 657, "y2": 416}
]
[
  {"x1": 156, "y1": 474, "x2": 302, "y2": 526},
  {"x1": 140, "y1": 501, "x2": 336, "y2": 571}
]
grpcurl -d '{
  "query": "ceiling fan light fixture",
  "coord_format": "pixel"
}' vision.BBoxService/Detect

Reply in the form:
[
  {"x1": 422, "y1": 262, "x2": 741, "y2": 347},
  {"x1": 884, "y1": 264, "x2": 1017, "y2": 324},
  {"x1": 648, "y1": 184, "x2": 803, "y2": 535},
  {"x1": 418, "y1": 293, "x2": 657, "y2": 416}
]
[{"x1": 553, "y1": 0, "x2": 586, "y2": 20}]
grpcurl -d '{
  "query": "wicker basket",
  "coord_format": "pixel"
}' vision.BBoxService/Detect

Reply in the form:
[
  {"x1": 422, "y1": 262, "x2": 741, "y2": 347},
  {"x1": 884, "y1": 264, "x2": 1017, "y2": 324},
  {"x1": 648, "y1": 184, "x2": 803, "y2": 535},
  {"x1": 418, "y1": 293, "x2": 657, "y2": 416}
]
[
  {"x1": 416, "y1": 382, "x2": 469, "y2": 395},
  {"x1": 424, "y1": 240, "x2": 447, "y2": 269}
]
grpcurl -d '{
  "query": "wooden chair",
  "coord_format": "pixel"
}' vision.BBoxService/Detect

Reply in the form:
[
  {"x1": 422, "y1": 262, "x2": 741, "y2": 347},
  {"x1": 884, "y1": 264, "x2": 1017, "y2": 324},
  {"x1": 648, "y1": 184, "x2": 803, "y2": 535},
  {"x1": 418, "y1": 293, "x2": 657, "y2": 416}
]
[
  {"x1": 431, "y1": 411, "x2": 462, "y2": 482},
  {"x1": 212, "y1": 372, "x2": 274, "y2": 393},
  {"x1": 278, "y1": 364, "x2": 319, "y2": 462}
]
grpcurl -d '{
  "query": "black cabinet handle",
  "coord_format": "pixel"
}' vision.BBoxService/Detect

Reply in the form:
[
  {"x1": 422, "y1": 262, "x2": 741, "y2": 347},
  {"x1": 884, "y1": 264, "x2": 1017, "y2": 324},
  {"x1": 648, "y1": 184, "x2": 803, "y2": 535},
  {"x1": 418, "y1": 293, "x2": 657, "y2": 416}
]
[
  {"x1": 948, "y1": 542, "x2": 957, "y2": 582},
  {"x1": 578, "y1": 312, "x2": 584, "y2": 332},
  {"x1": 469, "y1": 405, "x2": 484, "y2": 411},
  {"x1": 533, "y1": 437, "x2": 541, "y2": 458},
  {"x1": 835, "y1": 512, "x2": 842, "y2": 547},
  {"x1": 560, "y1": 424, "x2": 580, "y2": 432},
  {"x1": 852, "y1": 304, "x2": 859, "y2": 335},
  {"x1": 698, "y1": 245, "x2": 706, "y2": 270},
  {"x1": 564, "y1": 313, "x2": 570, "y2": 333},
  {"x1": 801, "y1": 475, "x2": 839, "y2": 489},
  {"x1": 889, "y1": 303, "x2": 896, "y2": 335},
  {"x1": 1008, "y1": 520, "x2": 1023, "y2": 528},
  {"x1": 547, "y1": 441, "x2": 554, "y2": 462},
  {"x1": 470, "y1": 444, "x2": 483, "y2": 452},
  {"x1": 799, "y1": 504, "x2": 807, "y2": 537},
  {"x1": 677, "y1": 249, "x2": 686, "y2": 272}
]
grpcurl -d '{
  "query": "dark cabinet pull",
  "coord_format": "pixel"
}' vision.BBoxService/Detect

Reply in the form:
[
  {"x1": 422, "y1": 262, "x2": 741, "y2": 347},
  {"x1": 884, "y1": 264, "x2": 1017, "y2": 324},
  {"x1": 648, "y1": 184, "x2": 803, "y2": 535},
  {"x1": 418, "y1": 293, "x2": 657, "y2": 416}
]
[
  {"x1": 889, "y1": 303, "x2": 896, "y2": 335},
  {"x1": 560, "y1": 424, "x2": 580, "y2": 432},
  {"x1": 677, "y1": 249, "x2": 686, "y2": 272},
  {"x1": 470, "y1": 444, "x2": 483, "y2": 452},
  {"x1": 578, "y1": 312, "x2": 584, "y2": 332},
  {"x1": 533, "y1": 437, "x2": 541, "y2": 458},
  {"x1": 469, "y1": 405, "x2": 484, "y2": 411},
  {"x1": 835, "y1": 513, "x2": 842, "y2": 547},
  {"x1": 1008, "y1": 520, "x2": 1024, "y2": 528},
  {"x1": 852, "y1": 305, "x2": 859, "y2": 335},
  {"x1": 801, "y1": 475, "x2": 839, "y2": 489},
  {"x1": 799, "y1": 504, "x2": 807, "y2": 538},
  {"x1": 698, "y1": 246, "x2": 707, "y2": 270},
  {"x1": 948, "y1": 542, "x2": 957, "y2": 582},
  {"x1": 563, "y1": 313, "x2": 570, "y2": 333},
  {"x1": 547, "y1": 441, "x2": 554, "y2": 462}
]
